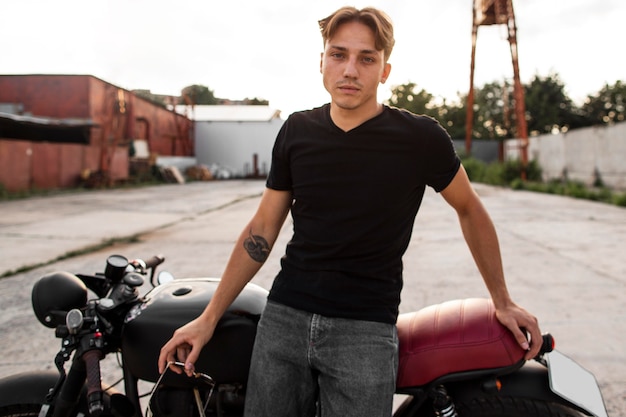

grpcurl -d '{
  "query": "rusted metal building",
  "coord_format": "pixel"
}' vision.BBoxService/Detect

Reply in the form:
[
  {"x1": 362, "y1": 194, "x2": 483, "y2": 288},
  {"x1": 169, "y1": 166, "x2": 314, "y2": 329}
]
[{"x1": 0, "y1": 74, "x2": 193, "y2": 192}]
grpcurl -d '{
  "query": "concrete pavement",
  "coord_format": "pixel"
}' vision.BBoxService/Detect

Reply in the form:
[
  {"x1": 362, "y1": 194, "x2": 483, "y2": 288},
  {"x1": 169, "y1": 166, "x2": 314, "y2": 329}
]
[
  {"x1": 0, "y1": 179, "x2": 624, "y2": 415},
  {"x1": 0, "y1": 180, "x2": 266, "y2": 276}
]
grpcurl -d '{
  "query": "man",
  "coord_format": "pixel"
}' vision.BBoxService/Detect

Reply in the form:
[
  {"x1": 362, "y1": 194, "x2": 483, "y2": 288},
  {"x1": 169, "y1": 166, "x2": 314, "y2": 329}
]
[{"x1": 159, "y1": 6, "x2": 541, "y2": 416}]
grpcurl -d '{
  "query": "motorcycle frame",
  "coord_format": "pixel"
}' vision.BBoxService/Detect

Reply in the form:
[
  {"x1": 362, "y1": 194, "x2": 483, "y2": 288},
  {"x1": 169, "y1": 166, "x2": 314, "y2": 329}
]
[{"x1": 0, "y1": 357, "x2": 591, "y2": 417}]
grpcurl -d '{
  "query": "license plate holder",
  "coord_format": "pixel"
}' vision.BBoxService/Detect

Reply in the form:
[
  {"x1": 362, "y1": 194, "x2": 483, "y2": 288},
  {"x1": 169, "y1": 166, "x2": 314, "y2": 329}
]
[{"x1": 546, "y1": 350, "x2": 608, "y2": 417}]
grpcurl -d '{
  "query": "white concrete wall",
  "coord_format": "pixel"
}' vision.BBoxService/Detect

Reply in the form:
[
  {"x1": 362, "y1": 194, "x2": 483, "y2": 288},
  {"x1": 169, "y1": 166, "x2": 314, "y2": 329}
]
[
  {"x1": 194, "y1": 119, "x2": 283, "y2": 178},
  {"x1": 505, "y1": 121, "x2": 626, "y2": 190}
]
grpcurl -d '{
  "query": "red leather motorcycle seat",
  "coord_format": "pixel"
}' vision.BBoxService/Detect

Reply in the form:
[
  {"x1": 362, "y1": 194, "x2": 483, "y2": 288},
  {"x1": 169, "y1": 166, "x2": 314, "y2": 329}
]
[{"x1": 396, "y1": 298, "x2": 526, "y2": 388}]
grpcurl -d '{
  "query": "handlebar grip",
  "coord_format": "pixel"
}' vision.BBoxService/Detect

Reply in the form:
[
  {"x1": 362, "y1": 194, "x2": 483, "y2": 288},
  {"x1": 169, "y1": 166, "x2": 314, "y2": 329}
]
[
  {"x1": 83, "y1": 349, "x2": 104, "y2": 416},
  {"x1": 541, "y1": 333, "x2": 555, "y2": 354},
  {"x1": 144, "y1": 254, "x2": 165, "y2": 269}
]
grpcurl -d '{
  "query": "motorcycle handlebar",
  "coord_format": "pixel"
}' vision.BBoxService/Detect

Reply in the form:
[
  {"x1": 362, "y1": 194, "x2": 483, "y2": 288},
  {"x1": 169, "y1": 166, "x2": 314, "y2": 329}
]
[
  {"x1": 144, "y1": 254, "x2": 165, "y2": 270},
  {"x1": 83, "y1": 349, "x2": 104, "y2": 416},
  {"x1": 540, "y1": 333, "x2": 555, "y2": 355}
]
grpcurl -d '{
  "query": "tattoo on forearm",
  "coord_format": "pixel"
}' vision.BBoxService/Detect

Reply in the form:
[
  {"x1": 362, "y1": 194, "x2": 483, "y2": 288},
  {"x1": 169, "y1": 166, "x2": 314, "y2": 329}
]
[{"x1": 243, "y1": 229, "x2": 271, "y2": 263}]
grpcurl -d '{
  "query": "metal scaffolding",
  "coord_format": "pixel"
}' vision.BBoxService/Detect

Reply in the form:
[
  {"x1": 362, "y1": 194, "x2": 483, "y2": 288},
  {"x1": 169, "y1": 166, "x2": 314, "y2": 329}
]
[{"x1": 465, "y1": 0, "x2": 528, "y2": 176}]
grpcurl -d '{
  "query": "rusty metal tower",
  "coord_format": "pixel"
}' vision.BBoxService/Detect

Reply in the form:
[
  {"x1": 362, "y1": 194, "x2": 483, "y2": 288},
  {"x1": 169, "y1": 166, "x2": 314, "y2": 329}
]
[{"x1": 465, "y1": 0, "x2": 528, "y2": 172}]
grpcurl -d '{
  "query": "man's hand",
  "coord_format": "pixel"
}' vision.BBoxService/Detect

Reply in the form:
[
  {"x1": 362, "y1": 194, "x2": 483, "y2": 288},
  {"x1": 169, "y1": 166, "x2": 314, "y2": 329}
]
[
  {"x1": 158, "y1": 318, "x2": 214, "y2": 377},
  {"x1": 495, "y1": 302, "x2": 542, "y2": 360}
]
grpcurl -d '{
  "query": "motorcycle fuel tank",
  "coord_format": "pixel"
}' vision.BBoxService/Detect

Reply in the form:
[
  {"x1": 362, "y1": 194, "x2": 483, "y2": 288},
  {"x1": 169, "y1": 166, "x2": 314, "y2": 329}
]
[{"x1": 122, "y1": 278, "x2": 267, "y2": 386}]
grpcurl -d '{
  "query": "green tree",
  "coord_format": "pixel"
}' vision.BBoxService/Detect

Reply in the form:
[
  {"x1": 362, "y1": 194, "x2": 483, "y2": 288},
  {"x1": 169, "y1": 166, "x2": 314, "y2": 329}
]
[
  {"x1": 181, "y1": 84, "x2": 218, "y2": 105},
  {"x1": 436, "y1": 96, "x2": 467, "y2": 140},
  {"x1": 581, "y1": 80, "x2": 626, "y2": 125},
  {"x1": 387, "y1": 82, "x2": 438, "y2": 118},
  {"x1": 524, "y1": 73, "x2": 585, "y2": 134},
  {"x1": 387, "y1": 82, "x2": 467, "y2": 139},
  {"x1": 132, "y1": 89, "x2": 167, "y2": 107},
  {"x1": 244, "y1": 97, "x2": 270, "y2": 105},
  {"x1": 471, "y1": 81, "x2": 512, "y2": 140}
]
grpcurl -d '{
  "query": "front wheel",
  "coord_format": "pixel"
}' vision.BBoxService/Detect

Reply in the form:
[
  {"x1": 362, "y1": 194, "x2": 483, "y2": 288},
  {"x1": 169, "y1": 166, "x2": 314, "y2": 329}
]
[
  {"x1": 0, "y1": 372, "x2": 58, "y2": 417},
  {"x1": 456, "y1": 396, "x2": 586, "y2": 417},
  {"x1": 0, "y1": 404, "x2": 43, "y2": 417},
  {"x1": 0, "y1": 371, "x2": 88, "y2": 417}
]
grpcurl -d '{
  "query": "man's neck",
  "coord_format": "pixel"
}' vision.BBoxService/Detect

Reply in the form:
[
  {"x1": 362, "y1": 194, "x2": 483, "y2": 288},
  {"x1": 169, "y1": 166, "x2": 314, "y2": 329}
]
[{"x1": 329, "y1": 102, "x2": 383, "y2": 132}]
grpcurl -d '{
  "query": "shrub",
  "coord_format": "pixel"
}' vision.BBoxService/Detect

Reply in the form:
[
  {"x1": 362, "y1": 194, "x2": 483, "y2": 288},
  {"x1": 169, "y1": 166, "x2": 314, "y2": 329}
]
[
  {"x1": 482, "y1": 163, "x2": 507, "y2": 186},
  {"x1": 509, "y1": 178, "x2": 525, "y2": 190},
  {"x1": 459, "y1": 157, "x2": 542, "y2": 187},
  {"x1": 564, "y1": 182, "x2": 590, "y2": 199},
  {"x1": 462, "y1": 157, "x2": 487, "y2": 183},
  {"x1": 500, "y1": 159, "x2": 542, "y2": 183},
  {"x1": 458, "y1": 156, "x2": 624, "y2": 209},
  {"x1": 614, "y1": 193, "x2": 626, "y2": 207}
]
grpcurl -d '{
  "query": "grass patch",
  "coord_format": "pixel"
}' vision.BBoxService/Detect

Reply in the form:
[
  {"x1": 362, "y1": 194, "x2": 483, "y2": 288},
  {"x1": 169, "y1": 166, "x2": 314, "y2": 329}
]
[{"x1": 462, "y1": 157, "x2": 626, "y2": 208}]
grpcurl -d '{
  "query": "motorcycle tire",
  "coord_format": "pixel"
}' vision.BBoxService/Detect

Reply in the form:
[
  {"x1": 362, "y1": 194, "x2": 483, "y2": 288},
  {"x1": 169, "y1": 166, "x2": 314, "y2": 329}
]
[
  {"x1": 0, "y1": 371, "x2": 113, "y2": 417},
  {"x1": 0, "y1": 404, "x2": 43, "y2": 417},
  {"x1": 0, "y1": 371, "x2": 67, "y2": 417},
  {"x1": 456, "y1": 396, "x2": 586, "y2": 417}
]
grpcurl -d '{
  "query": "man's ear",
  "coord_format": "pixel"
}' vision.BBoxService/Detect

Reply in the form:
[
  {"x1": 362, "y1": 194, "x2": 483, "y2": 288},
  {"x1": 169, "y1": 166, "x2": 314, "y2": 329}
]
[
  {"x1": 381, "y1": 63, "x2": 392, "y2": 84},
  {"x1": 320, "y1": 52, "x2": 324, "y2": 74}
]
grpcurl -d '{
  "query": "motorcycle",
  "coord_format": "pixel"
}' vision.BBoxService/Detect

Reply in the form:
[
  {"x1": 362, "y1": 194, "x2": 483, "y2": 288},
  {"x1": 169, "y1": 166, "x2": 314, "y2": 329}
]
[{"x1": 0, "y1": 254, "x2": 609, "y2": 417}]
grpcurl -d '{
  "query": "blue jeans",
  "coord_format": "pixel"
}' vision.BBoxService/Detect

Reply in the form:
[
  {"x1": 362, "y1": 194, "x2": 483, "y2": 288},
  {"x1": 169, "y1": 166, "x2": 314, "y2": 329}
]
[{"x1": 244, "y1": 301, "x2": 398, "y2": 417}]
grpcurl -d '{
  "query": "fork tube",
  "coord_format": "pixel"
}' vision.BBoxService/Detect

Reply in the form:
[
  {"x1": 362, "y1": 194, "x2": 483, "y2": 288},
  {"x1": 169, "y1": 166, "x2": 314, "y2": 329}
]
[
  {"x1": 51, "y1": 358, "x2": 86, "y2": 417},
  {"x1": 122, "y1": 360, "x2": 142, "y2": 415}
]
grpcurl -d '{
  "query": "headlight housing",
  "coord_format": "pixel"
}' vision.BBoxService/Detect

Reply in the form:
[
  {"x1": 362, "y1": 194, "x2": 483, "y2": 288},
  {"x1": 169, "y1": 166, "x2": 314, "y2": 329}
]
[{"x1": 32, "y1": 271, "x2": 88, "y2": 328}]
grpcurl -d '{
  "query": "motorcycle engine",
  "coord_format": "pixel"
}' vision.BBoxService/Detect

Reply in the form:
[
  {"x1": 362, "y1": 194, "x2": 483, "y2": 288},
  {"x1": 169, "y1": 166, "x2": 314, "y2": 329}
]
[{"x1": 149, "y1": 384, "x2": 245, "y2": 417}]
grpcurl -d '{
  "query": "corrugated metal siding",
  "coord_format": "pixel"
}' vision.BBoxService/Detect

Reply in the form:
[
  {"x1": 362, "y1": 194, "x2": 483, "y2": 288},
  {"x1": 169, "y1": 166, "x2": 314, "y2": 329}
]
[
  {"x1": 0, "y1": 74, "x2": 91, "y2": 118},
  {"x1": 0, "y1": 74, "x2": 192, "y2": 191},
  {"x1": 32, "y1": 142, "x2": 60, "y2": 189},
  {"x1": 0, "y1": 140, "x2": 31, "y2": 191},
  {"x1": 0, "y1": 139, "x2": 129, "y2": 192}
]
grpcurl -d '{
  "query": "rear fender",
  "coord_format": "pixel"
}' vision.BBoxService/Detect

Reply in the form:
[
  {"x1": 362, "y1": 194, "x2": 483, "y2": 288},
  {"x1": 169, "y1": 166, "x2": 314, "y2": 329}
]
[
  {"x1": 447, "y1": 362, "x2": 592, "y2": 415},
  {"x1": 495, "y1": 362, "x2": 560, "y2": 400}
]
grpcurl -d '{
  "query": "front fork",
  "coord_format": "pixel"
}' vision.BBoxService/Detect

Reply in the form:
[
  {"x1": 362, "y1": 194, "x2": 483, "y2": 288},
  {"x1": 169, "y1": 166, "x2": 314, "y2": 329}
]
[
  {"x1": 39, "y1": 325, "x2": 108, "y2": 417},
  {"x1": 45, "y1": 356, "x2": 91, "y2": 417},
  {"x1": 40, "y1": 351, "x2": 136, "y2": 417}
]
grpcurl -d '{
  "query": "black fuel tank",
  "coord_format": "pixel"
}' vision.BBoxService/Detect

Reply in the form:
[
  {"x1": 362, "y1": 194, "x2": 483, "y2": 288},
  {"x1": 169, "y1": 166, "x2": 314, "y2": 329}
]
[{"x1": 121, "y1": 278, "x2": 267, "y2": 385}]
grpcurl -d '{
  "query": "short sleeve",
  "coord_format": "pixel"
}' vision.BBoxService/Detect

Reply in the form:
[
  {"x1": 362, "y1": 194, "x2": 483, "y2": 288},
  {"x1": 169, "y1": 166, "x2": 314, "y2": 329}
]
[
  {"x1": 422, "y1": 118, "x2": 461, "y2": 192},
  {"x1": 266, "y1": 119, "x2": 292, "y2": 191}
]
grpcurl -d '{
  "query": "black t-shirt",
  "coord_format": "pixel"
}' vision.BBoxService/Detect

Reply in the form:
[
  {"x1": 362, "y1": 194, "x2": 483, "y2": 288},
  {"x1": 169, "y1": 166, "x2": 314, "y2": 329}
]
[{"x1": 266, "y1": 104, "x2": 460, "y2": 324}]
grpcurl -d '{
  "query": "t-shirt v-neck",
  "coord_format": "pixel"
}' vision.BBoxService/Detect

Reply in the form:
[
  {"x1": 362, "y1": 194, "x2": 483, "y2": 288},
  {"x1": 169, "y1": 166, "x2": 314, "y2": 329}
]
[{"x1": 324, "y1": 104, "x2": 387, "y2": 134}]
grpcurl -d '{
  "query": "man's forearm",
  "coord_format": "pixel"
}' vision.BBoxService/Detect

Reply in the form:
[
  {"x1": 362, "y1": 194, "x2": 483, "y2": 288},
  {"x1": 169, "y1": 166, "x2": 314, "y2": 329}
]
[
  {"x1": 199, "y1": 225, "x2": 275, "y2": 327},
  {"x1": 457, "y1": 200, "x2": 513, "y2": 308}
]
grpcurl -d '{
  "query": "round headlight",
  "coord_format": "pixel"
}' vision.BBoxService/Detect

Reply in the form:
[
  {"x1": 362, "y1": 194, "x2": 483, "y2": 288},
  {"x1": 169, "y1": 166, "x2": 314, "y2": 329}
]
[{"x1": 32, "y1": 271, "x2": 88, "y2": 328}]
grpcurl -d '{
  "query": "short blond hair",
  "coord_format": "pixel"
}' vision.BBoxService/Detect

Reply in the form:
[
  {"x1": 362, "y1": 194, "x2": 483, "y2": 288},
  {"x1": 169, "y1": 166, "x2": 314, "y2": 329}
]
[{"x1": 318, "y1": 6, "x2": 395, "y2": 62}]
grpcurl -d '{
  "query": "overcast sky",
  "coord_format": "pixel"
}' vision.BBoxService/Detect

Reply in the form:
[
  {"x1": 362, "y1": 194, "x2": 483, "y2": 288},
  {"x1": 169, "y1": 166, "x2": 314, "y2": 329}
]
[{"x1": 3, "y1": 0, "x2": 624, "y2": 116}]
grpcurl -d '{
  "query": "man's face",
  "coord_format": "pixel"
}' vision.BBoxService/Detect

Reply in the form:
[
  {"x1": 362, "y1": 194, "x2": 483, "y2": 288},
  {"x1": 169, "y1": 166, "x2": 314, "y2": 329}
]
[{"x1": 320, "y1": 21, "x2": 391, "y2": 113}]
